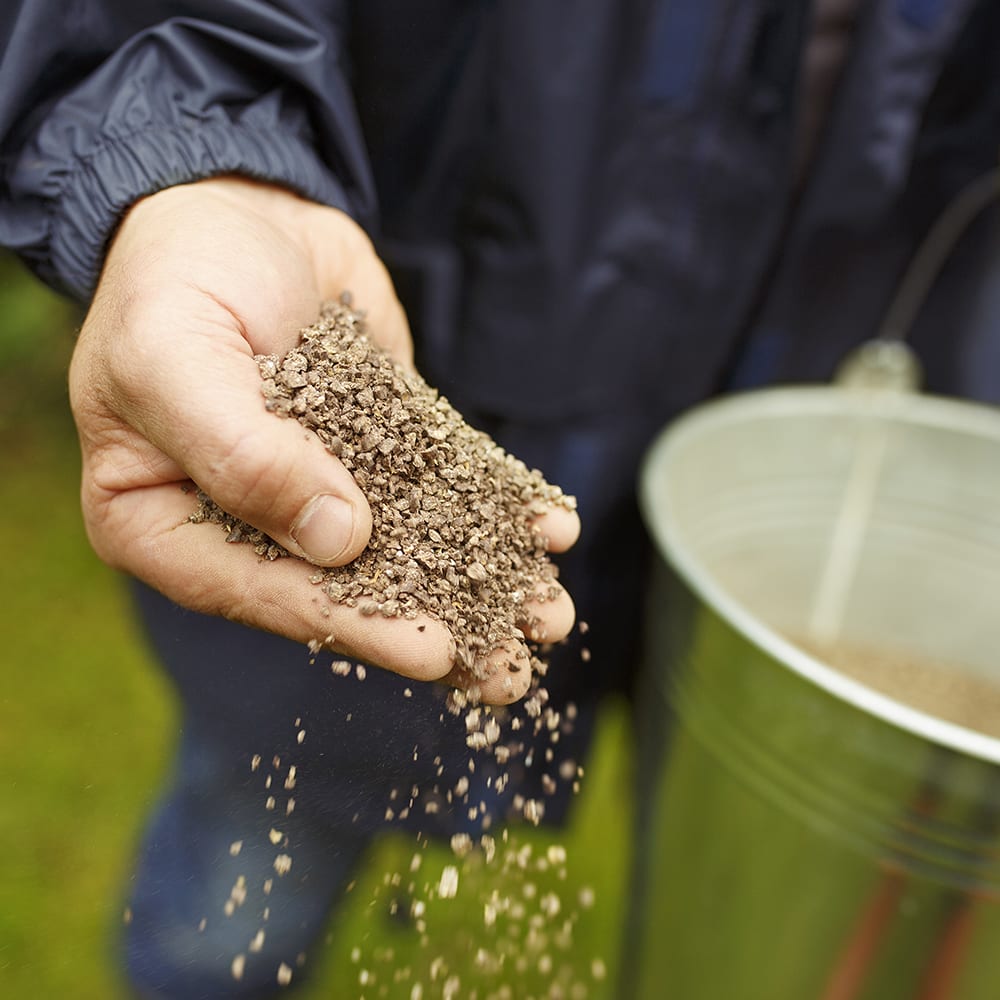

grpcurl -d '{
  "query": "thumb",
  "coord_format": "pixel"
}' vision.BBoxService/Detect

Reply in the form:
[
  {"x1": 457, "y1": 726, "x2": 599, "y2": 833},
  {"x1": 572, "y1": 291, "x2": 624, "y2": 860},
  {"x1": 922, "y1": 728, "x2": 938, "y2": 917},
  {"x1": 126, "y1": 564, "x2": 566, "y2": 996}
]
[
  {"x1": 197, "y1": 402, "x2": 374, "y2": 567},
  {"x1": 127, "y1": 321, "x2": 373, "y2": 567},
  {"x1": 185, "y1": 362, "x2": 372, "y2": 566}
]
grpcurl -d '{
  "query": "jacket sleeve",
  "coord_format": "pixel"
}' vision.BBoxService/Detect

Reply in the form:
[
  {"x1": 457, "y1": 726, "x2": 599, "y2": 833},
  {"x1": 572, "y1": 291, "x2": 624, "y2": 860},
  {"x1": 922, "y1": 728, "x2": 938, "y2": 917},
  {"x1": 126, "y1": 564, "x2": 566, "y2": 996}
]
[{"x1": 0, "y1": 0, "x2": 375, "y2": 301}]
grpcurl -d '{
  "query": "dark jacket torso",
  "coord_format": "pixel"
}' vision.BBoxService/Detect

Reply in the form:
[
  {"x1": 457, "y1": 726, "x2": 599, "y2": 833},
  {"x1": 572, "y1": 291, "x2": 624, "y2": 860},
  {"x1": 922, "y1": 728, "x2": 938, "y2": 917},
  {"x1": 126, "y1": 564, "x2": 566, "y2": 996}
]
[
  {"x1": 351, "y1": 0, "x2": 1000, "y2": 419},
  {"x1": 2, "y1": 0, "x2": 999, "y2": 421}
]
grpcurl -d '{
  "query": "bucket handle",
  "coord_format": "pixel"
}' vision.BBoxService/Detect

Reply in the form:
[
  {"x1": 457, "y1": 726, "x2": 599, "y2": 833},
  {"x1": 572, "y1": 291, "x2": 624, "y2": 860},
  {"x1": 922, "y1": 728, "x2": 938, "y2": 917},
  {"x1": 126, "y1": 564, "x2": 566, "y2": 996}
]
[{"x1": 834, "y1": 165, "x2": 1000, "y2": 392}]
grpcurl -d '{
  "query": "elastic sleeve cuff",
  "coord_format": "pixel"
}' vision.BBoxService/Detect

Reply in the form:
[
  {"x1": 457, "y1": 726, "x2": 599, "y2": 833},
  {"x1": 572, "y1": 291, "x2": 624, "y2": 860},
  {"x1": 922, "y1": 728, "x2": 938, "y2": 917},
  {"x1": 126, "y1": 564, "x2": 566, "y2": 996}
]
[{"x1": 45, "y1": 122, "x2": 354, "y2": 301}]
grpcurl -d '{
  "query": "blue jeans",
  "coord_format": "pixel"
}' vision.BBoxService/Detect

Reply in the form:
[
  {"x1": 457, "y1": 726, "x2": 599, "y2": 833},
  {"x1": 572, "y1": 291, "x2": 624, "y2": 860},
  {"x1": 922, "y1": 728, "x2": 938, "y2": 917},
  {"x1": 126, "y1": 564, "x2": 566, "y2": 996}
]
[{"x1": 124, "y1": 411, "x2": 660, "y2": 997}]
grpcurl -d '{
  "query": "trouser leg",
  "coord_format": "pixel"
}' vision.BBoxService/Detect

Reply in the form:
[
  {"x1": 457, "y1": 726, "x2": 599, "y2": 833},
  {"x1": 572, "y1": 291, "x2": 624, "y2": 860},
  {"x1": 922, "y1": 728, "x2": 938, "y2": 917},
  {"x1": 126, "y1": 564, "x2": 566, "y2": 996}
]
[{"x1": 125, "y1": 721, "x2": 367, "y2": 999}]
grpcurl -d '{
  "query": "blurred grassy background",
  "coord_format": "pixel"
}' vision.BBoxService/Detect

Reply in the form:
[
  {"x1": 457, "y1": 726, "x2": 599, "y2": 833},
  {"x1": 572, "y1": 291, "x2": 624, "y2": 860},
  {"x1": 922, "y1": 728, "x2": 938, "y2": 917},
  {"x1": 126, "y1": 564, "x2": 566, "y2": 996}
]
[{"x1": 0, "y1": 252, "x2": 633, "y2": 998}]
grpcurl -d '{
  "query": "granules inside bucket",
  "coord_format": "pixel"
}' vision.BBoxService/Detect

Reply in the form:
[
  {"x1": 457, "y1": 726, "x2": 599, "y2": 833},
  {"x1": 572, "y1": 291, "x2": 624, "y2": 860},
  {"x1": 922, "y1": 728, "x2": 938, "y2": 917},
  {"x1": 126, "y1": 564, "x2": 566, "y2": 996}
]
[{"x1": 791, "y1": 637, "x2": 1000, "y2": 742}]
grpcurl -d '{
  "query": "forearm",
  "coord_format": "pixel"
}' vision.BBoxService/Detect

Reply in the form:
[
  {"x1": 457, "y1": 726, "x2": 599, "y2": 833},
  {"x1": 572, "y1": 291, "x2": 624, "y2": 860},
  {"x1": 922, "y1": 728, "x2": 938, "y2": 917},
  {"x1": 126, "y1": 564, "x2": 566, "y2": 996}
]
[{"x1": 0, "y1": 0, "x2": 372, "y2": 300}]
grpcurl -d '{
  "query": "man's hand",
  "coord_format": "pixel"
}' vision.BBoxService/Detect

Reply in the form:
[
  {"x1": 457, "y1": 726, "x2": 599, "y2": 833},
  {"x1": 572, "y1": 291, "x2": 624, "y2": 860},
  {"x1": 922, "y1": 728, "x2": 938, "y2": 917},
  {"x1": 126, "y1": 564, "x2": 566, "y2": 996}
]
[{"x1": 70, "y1": 177, "x2": 579, "y2": 703}]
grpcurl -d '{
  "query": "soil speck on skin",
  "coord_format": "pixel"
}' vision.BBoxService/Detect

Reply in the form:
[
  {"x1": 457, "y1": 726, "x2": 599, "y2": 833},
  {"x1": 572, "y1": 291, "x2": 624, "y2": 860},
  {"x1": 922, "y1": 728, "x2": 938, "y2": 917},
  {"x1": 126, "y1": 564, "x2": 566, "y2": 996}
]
[{"x1": 190, "y1": 298, "x2": 575, "y2": 686}]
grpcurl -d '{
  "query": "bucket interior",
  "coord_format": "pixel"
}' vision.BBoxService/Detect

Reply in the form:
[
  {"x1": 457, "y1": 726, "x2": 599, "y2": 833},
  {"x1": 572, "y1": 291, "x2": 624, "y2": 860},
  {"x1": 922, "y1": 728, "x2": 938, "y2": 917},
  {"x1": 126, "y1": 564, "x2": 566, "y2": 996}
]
[{"x1": 642, "y1": 387, "x2": 1000, "y2": 741}]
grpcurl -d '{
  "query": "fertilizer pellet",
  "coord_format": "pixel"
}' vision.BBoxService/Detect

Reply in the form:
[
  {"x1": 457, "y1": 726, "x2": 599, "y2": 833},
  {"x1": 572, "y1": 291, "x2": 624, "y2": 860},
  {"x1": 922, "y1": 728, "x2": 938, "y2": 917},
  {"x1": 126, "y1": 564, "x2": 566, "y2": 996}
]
[
  {"x1": 231, "y1": 954, "x2": 246, "y2": 981},
  {"x1": 438, "y1": 866, "x2": 460, "y2": 899}
]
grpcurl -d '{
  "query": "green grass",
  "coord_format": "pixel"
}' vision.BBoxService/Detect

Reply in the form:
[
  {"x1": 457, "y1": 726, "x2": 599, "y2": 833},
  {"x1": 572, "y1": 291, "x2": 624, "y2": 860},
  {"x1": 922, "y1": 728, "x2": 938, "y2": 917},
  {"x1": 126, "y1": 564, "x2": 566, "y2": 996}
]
[{"x1": 0, "y1": 255, "x2": 634, "y2": 998}]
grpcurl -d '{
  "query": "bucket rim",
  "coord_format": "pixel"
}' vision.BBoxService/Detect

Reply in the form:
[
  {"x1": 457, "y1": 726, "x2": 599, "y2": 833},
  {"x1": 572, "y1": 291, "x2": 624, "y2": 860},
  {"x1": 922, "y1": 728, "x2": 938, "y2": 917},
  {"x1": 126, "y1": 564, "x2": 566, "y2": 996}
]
[{"x1": 639, "y1": 384, "x2": 1000, "y2": 766}]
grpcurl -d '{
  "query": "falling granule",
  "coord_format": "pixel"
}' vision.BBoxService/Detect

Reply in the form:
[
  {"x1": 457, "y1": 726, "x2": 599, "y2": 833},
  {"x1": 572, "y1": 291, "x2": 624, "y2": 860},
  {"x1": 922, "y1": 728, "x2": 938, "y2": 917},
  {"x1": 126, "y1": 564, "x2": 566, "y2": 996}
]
[
  {"x1": 356, "y1": 664, "x2": 367, "y2": 681},
  {"x1": 122, "y1": 907, "x2": 132, "y2": 925},
  {"x1": 224, "y1": 875, "x2": 248, "y2": 916},
  {"x1": 481, "y1": 835, "x2": 497, "y2": 864},
  {"x1": 450, "y1": 832, "x2": 473, "y2": 858},
  {"x1": 546, "y1": 845, "x2": 567, "y2": 866},
  {"x1": 410, "y1": 985, "x2": 424, "y2": 1000},
  {"x1": 265, "y1": 796, "x2": 276, "y2": 810},
  {"x1": 297, "y1": 729, "x2": 306, "y2": 744},
  {"x1": 198, "y1": 917, "x2": 207, "y2": 932},
  {"x1": 268, "y1": 828, "x2": 283, "y2": 845},
  {"x1": 231, "y1": 954, "x2": 246, "y2": 981},
  {"x1": 331, "y1": 660, "x2": 352, "y2": 676},
  {"x1": 229, "y1": 840, "x2": 243, "y2": 857},
  {"x1": 277, "y1": 962, "x2": 293, "y2": 986},
  {"x1": 251, "y1": 754, "x2": 261, "y2": 772},
  {"x1": 273, "y1": 854, "x2": 293, "y2": 876},
  {"x1": 250, "y1": 929, "x2": 266, "y2": 953},
  {"x1": 523, "y1": 798, "x2": 545, "y2": 825},
  {"x1": 263, "y1": 878, "x2": 274, "y2": 896},
  {"x1": 286, "y1": 797, "x2": 296, "y2": 816},
  {"x1": 578, "y1": 887, "x2": 596, "y2": 909},
  {"x1": 591, "y1": 958, "x2": 607, "y2": 980},
  {"x1": 438, "y1": 865, "x2": 460, "y2": 899},
  {"x1": 284, "y1": 766, "x2": 297, "y2": 791}
]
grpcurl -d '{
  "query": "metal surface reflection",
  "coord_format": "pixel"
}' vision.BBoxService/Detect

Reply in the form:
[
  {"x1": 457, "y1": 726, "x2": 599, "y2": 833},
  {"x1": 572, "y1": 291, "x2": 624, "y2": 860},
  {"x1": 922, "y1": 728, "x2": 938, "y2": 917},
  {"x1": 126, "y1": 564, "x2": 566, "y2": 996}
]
[{"x1": 631, "y1": 383, "x2": 1000, "y2": 999}]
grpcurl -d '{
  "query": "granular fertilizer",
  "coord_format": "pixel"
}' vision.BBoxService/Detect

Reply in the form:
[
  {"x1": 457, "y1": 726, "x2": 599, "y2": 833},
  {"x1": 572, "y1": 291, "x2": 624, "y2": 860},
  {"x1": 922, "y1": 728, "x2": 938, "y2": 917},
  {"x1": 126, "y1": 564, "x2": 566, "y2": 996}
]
[
  {"x1": 192, "y1": 298, "x2": 576, "y2": 695},
  {"x1": 188, "y1": 300, "x2": 603, "y2": 993}
]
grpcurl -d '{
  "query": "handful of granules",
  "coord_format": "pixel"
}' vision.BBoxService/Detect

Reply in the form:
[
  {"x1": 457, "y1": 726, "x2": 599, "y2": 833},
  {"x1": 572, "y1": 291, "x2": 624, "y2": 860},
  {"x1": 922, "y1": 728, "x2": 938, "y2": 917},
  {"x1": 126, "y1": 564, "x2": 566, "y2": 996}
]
[{"x1": 191, "y1": 298, "x2": 576, "y2": 677}]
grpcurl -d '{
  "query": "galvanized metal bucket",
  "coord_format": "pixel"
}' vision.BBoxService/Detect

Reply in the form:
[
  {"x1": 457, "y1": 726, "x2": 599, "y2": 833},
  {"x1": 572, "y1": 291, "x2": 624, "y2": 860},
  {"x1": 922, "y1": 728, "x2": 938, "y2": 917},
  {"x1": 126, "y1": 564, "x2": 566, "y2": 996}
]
[{"x1": 630, "y1": 368, "x2": 1000, "y2": 1000}]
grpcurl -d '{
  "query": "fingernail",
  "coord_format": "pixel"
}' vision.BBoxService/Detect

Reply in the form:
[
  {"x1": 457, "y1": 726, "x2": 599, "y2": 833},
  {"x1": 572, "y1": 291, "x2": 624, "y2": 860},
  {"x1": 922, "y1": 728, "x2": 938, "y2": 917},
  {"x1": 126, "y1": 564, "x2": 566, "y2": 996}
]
[{"x1": 290, "y1": 494, "x2": 355, "y2": 564}]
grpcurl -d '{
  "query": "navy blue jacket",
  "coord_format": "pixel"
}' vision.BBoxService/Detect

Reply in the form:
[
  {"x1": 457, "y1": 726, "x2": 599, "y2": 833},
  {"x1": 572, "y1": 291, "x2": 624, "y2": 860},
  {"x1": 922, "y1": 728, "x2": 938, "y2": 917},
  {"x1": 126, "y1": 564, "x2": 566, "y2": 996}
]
[{"x1": 1, "y1": 0, "x2": 998, "y2": 422}]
